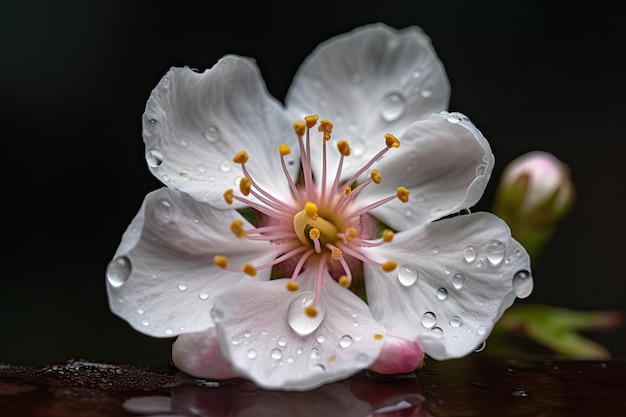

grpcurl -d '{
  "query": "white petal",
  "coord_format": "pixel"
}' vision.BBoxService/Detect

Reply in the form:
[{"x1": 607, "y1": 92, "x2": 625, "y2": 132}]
[
  {"x1": 356, "y1": 112, "x2": 494, "y2": 230},
  {"x1": 361, "y1": 212, "x2": 532, "y2": 360},
  {"x1": 212, "y1": 270, "x2": 386, "y2": 391},
  {"x1": 106, "y1": 187, "x2": 281, "y2": 337},
  {"x1": 286, "y1": 23, "x2": 449, "y2": 180},
  {"x1": 172, "y1": 327, "x2": 238, "y2": 380},
  {"x1": 143, "y1": 56, "x2": 299, "y2": 208}
]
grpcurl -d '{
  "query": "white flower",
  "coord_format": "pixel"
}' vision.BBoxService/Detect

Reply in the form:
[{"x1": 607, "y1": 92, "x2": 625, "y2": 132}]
[{"x1": 106, "y1": 23, "x2": 532, "y2": 391}]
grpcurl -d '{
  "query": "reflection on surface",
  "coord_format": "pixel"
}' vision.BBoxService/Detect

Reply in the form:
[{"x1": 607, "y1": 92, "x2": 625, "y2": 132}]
[{"x1": 124, "y1": 372, "x2": 425, "y2": 417}]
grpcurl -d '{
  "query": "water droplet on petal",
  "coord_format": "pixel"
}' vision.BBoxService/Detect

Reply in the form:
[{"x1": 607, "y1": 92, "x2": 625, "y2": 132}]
[
  {"x1": 270, "y1": 348, "x2": 282, "y2": 360},
  {"x1": 106, "y1": 256, "x2": 131, "y2": 287},
  {"x1": 178, "y1": 282, "x2": 188, "y2": 291},
  {"x1": 287, "y1": 291, "x2": 324, "y2": 335},
  {"x1": 436, "y1": 288, "x2": 448, "y2": 300},
  {"x1": 277, "y1": 337, "x2": 287, "y2": 347},
  {"x1": 421, "y1": 312, "x2": 436, "y2": 328},
  {"x1": 447, "y1": 114, "x2": 462, "y2": 123},
  {"x1": 452, "y1": 273, "x2": 465, "y2": 289},
  {"x1": 398, "y1": 264, "x2": 419, "y2": 286},
  {"x1": 219, "y1": 160, "x2": 232, "y2": 173},
  {"x1": 199, "y1": 289, "x2": 209, "y2": 300},
  {"x1": 475, "y1": 163, "x2": 487, "y2": 176},
  {"x1": 432, "y1": 245, "x2": 440, "y2": 254},
  {"x1": 310, "y1": 347, "x2": 320, "y2": 359},
  {"x1": 379, "y1": 92, "x2": 407, "y2": 122},
  {"x1": 164, "y1": 328, "x2": 173, "y2": 335},
  {"x1": 512, "y1": 270, "x2": 533, "y2": 298},
  {"x1": 141, "y1": 318, "x2": 150, "y2": 326},
  {"x1": 430, "y1": 327, "x2": 443, "y2": 339},
  {"x1": 351, "y1": 138, "x2": 366, "y2": 157},
  {"x1": 146, "y1": 149, "x2": 164, "y2": 167},
  {"x1": 203, "y1": 126, "x2": 219, "y2": 143},
  {"x1": 421, "y1": 88, "x2": 432, "y2": 98},
  {"x1": 355, "y1": 354, "x2": 369, "y2": 367},
  {"x1": 339, "y1": 335, "x2": 353, "y2": 348},
  {"x1": 246, "y1": 349, "x2": 257, "y2": 359},
  {"x1": 478, "y1": 325, "x2": 487, "y2": 335},
  {"x1": 450, "y1": 316, "x2": 463, "y2": 327},
  {"x1": 136, "y1": 305, "x2": 145, "y2": 315},
  {"x1": 316, "y1": 334, "x2": 325, "y2": 343},
  {"x1": 463, "y1": 245, "x2": 477, "y2": 263},
  {"x1": 159, "y1": 77, "x2": 170, "y2": 89},
  {"x1": 211, "y1": 309, "x2": 224, "y2": 323},
  {"x1": 314, "y1": 364, "x2": 326, "y2": 372},
  {"x1": 475, "y1": 341, "x2": 487, "y2": 352},
  {"x1": 485, "y1": 240, "x2": 506, "y2": 265}
]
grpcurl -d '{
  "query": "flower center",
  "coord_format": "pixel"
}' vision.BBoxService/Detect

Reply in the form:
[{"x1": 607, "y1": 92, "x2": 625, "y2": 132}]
[{"x1": 215, "y1": 114, "x2": 408, "y2": 320}]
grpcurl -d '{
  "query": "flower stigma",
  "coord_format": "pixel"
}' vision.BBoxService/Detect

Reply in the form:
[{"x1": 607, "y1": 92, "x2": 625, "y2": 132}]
[{"x1": 215, "y1": 115, "x2": 408, "y2": 319}]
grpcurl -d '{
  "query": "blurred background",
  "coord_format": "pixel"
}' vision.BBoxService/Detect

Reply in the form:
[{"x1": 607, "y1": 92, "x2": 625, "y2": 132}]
[{"x1": 1, "y1": 0, "x2": 624, "y2": 366}]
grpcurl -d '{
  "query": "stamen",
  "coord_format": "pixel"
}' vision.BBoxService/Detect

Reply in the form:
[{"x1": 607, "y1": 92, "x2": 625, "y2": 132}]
[
  {"x1": 330, "y1": 247, "x2": 343, "y2": 261},
  {"x1": 305, "y1": 114, "x2": 319, "y2": 129},
  {"x1": 279, "y1": 144, "x2": 299, "y2": 196},
  {"x1": 319, "y1": 119, "x2": 334, "y2": 202},
  {"x1": 318, "y1": 119, "x2": 333, "y2": 141},
  {"x1": 344, "y1": 186, "x2": 351, "y2": 196},
  {"x1": 233, "y1": 151, "x2": 249, "y2": 164},
  {"x1": 290, "y1": 249, "x2": 315, "y2": 280},
  {"x1": 293, "y1": 121, "x2": 306, "y2": 137},
  {"x1": 374, "y1": 333, "x2": 384, "y2": 340},
  {"x1": 397, "y1": 187, "x2": 410, "y2": 203},
  {"x1": 224, "y1": 189, "x2": 234, "y2": 205},
  {"x1": 214, "y1": 256, "x2": 228, "y2": 269},
  {"x1": 370, "y1": 169, "x2": 382, "y2": 184},
  {"x1": 286, "y1": 281, "x2": 300, "y2": 291},
  {"x1": 305, "y1": 305, "x2": 318, "y2": 318},
  {"x1": 309, "y1": 228, "x2": 322, "y2": 253},
  {"x1": 337, "y1": 140, "x2": 350, "y2": 156},
  {"x1": 344, "y1": 227, "x2": 357, "y2": 241},
  {"x1": 239, "y1": 177, "x2": 252, "y2": 196},
  {"x1": 243, "y1": 263, "x2": 257, "y2": 277},
  {"x1": 385, "y1": 133, "x2": 400, "y2": 148},
  {"x1": 346, "y1": 187, "x2": 410, "y2": 220},
  {"x1": 342, "y1": 134, "x2": 400, "y2": 189},
  {"x1": 381, "y1": 261, "x2": 397, "y2": 272},
  {"x1": 230, "y1": 220, "x2": 247, "y2": 238},
  {"x1": 351, "y1": 228, "x2": 395, "y2": 247},
  {"x1": 338, "y1": 275, "x2": 351, "y2": 288},
  {"x1": 383, "y1": 229, "x2": 394, "y2": 242}
]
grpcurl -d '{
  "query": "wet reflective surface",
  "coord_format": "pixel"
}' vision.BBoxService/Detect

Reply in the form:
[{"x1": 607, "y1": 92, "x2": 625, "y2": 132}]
[{"x1": 1, "y1": 356, "x2": 624, "y2": 416}]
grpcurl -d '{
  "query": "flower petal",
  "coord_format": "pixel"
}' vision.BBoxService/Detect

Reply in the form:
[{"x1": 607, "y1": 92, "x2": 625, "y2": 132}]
[
  {"x1": 286, "y1": 23, "x2": 449, "y2": 180},
  {"x1": 361, "y1": 212, "x2": 532, "y2": 360},
  {"x1": 106, "y1": 187, "x2": 281, "y2": 337},
  {"x1": 172, "y1": 326, "x2": 238, "y2": 380},
  {"x1": 212, "y1": 270, "x2": 386, "y2": 391},
  {"x1": 356, "y1": 112, "x2": 494, "y2": 230},
  {"x1": 143, "y1": 56, "x2": 300, "y2": 208}
]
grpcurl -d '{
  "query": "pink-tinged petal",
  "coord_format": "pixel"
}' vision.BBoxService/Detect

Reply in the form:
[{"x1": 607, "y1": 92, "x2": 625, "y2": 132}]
[
  {"x1": 362, "y1": 212, "x2": 532, "y2": 360},
  {"x1": 286, "y1": 23, "x2": 449, "y2": 181},
  {"x1": 356, "y1": 112, "x2": 493, "y2": 231},
  {"x1": 106, "y1": 187, "x2": 281, "y2": 337},
  {"x1": 143, "y1": 56, "x2": 299, "y2": 208},
  {"x1": 369, "y1": 335, "x2": 425, "y2": 374},
  {"x1": 172, "y1": 327, "x2": 238, "y2": 380},
  {"x1": 212, "y1": 269, "x2": 386, "y2": 391}
]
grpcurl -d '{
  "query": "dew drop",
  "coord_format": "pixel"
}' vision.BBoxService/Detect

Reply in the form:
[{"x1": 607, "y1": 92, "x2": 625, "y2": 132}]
[
  {"x1": 179, "y1": 168, "x2": 192, "y2": 180},
  {"x1": 421, "y1": 312, "x2": 436, "y2": 328},
  {"x1": 398, "y1": 264, "x2": 419, "y2": 286},
  {"x1": 219, "y1": 160, "x2": 232, "y2": 173},
  {"x1": 178, "y1": 282, "x2": 188, "y2": 291},
  {"x1": 474, "y1": 341, "x2": 487, "y2": 352},
  {"x1": 146, "y1": 149, "x2": 164, "y2": 167},
  {"x1": 512, "y1": 270, "x2": 533, "y2": 298},
  {"x1": 316, "y1": 334, "x2": 325, "y2": 343},
  {"x1": 161, "y1": 173, "x2": 170, "y2": 182},
  {"x1": 211, "y1": 309, "x2": 224, "y2": 323},
  {"x1": 450, "y1": 316, "x2": 463, "y2": 328},
  {"x1": 355, "y1": 354, "x2": 369, "y2": 367},
  {"x1": 310, "y1": 347, "x2": 320, "y2": 359},
  {"x1": 432, "y1": 245, "x2": 440, "y2": 254},
  {"x1": 411, "y1": 70, "x2": 421, "y2": 79},
  {"x1": 447, "y1": 114, "x2": 462, "y2": 123},
  {"x1": 199, "y1": 289, "x2": 209, "y2": 300},
  {"x1": 452, "y1": 273, "x2": 465, "y2": 289},
  {"x1": 106, "y1": 256, "x2": 131, "y2": 288},
  {"x1": 246, "y1": 349, "x2": 257, "y2": 360},
  {"x1": 277, "y1": 337, "x2": 287, "y2": 347},
  {"x1": 478, "y1": 325, "x2": 487, "y2": 335},
  {"x1": 485, "y1": 240, "x2": 506, "y2": 265},
  {"x1": 512, "y1": 389, "x2": 529, "y2": 397},
  {"x1": 463, "y1": 245, "x2": 477, "y2": 263},
  {"x1": 287, "y1": 291, "x2": 325, "y2": 335},
  {"x1": 436, "y1": 288, "x2": 448, "y2": 300},
  {"x1": 164, "y1": 328, "x2": 173, "y2": 336},
  {"x1": 404, "y1": 208, "x2": 413, "y2": 217},
  {"x1": 136, "y1": 305, "x2": 145, "y2": 315},
  {"x1": 351, "y1": 138, "x2": 366, "y2": 157},
  {"x1": 286, "y1": 356, "x2": 295, "y2": 364},
  {"x1": 141, "y1": 318, "x2": 150, "y2": 327},
  {"x1": 339, "y1": 335, "x2": 353, "y2": 348},
  {"x1": 379, "y1": 92, "x2": 407, "y2": 122},
  {"x1": 420, "y1": 88, "x2": 432, "y2": 98},
  {"x1": 203, "y1": 126, "x2": 219, "y2": 143},
  {"x1": 270, "y1": 348, "x2": 282, "y2": 360},
  {"x1": 430, "y1": 327, "x2": 444, "y2": 339},
  {"x1": 314, "y1": 364, "x2": 326, "y2": 372}
]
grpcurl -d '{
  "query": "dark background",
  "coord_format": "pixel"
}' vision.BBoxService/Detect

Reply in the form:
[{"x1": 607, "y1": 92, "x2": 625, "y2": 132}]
[{"x1": 1, "y1": 0, "x2": 624, "y2": 366}]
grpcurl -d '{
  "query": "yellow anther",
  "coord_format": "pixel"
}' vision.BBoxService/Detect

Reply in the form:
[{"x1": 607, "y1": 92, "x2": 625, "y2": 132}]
[
  {"x1": 309, "y1": 227, "x2": 321, "y2": 240},
  {"x1": 305, "y1": 114, "x2": 319, "y2": 129},
  {"x1": 337, "y1": 140, "x2": 351, "y2": 156},
  {"x1": 371, "y1": 169, "x2": 382, "y2": 184},
  {"x1": 344, "y1": 186, "x2": 352, "y2": 196},
  {"x1": 223, "y1": 189, "x2": 234, "y2": 205},
  {"x1": 230, "y1": 220, "x2": 246, "y2": 238},
  {"x1": 374, "y1": 333, "x2": 384, "y2": 340},
  {"x1": 385, "y1": 133, "x2": 400, "y2": 148},
  {"x1": 243, "y1": 263, "x2": 257, "y2": 277},
  {"x1": 304, "y1": 202, "x2": 318, "y2": 216},
  {"x1": 233, "y1": 151, "x2": 249, "y2": 164},
  {"x1": 331, "y1": 248, "x2": 343, "y2": 261},
  {"x1": 239, "y1": 177, "x2": 252, "y2": 196},
  {"x1": 345, "y1": 227, "x2": 357, "y2": 241},
  {"x1": 381, "y1": 261, "x2": 397, "y2": 272},
  {"x1": 396, "y1": 187, "x2": 410, "y2": 203},
  {"x1": 214, "y1": 255, "x2": 228, "y2": 269},
  {"x1": 286, "y1": 281, "x2": 300, "y2": 291},
  {"x1": 382, "y1": 229, "x2": 394, "y2": 242},
  {"x1": 293, "y1": 120, "x2": 306, "y2": 136},
  {"x1": 305, "y1": 305, "x2": 318, "y2": 318},
  {"x1": 338, "y1": 275, "x2": 351, "y2": 288},
  {"x1": 279, "y1": 144, "x2": 291, "y2": 155},
  {"x1": 318, "y1": 119, "x2": 333, "y2": 141}
]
